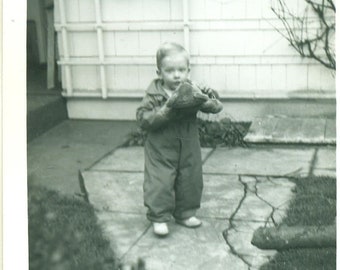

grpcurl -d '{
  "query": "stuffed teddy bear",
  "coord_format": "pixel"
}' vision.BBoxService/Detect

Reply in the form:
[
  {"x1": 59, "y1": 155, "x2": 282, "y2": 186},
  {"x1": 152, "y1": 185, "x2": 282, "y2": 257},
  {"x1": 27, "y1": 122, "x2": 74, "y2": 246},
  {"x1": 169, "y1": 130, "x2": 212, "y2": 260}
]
[{"x1": 166, "y1": 81, "x2": 208, "y2": 109}]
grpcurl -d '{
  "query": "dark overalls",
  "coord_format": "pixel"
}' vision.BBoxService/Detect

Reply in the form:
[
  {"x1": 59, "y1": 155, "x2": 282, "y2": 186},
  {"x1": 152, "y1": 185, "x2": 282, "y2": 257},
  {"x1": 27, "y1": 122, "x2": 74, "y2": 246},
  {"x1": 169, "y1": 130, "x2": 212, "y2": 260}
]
[{"x1": 136, "y1": 79, "x2": 220, "y2": 222}]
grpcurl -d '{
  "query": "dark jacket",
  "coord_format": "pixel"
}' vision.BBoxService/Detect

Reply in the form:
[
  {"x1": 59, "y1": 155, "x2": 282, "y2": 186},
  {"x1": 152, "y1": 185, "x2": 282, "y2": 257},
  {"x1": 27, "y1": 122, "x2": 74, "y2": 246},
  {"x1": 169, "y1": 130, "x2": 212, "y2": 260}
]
[
  {"x1": 136, "y1": 79, "x2": 222, "y2": 132},
  {"x1": 137, "y1": 79, "x2": 223, "y2": 222}
]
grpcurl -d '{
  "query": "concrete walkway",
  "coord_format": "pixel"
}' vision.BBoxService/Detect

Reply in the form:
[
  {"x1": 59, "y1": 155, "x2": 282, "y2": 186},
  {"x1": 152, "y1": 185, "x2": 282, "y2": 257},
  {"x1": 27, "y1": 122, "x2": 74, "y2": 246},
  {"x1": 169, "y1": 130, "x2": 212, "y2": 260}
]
[
  {"x1": 81, "y1": 145, "x2": 335, "y2": 269},
  {"x1": 27, "y1": 120, "x2": 137, "y2": 196}
]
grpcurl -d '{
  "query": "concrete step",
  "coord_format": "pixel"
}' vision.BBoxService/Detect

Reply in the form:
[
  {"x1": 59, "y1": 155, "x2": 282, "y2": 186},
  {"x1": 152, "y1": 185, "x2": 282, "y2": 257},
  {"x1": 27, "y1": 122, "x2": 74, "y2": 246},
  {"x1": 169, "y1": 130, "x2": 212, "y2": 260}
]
[
  {"x1": 27, "y1": 93, "x2": 68, "y2": 141},
  {"x1": 244, "y1": 117, "x2": 336, "y2": 145}
]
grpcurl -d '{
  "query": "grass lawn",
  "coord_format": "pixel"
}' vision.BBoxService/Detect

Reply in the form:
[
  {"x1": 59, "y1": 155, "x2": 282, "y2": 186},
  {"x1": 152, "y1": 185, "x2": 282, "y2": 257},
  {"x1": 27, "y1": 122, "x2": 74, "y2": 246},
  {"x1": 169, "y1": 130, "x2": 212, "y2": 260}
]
[
  {"x1": 28, "y1": 184, "x2": 116, "y2": 270},
  {"x1": 260, "y1": 176, "x2": 336, "y2": 270}
]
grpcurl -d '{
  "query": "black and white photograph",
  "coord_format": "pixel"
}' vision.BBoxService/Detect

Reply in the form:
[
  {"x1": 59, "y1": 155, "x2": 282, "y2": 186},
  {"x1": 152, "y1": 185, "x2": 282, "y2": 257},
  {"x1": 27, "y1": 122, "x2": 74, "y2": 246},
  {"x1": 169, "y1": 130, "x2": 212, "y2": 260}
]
[{"x1": 3, "y1": 0, "x2": 337, "y2": 269}]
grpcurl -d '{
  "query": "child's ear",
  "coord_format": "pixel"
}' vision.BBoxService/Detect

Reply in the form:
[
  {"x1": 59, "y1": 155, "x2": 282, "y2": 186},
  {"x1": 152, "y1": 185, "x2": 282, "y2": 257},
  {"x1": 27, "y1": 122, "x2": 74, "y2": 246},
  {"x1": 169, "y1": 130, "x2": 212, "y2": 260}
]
[{"x1": 156, "y1": 69, "x2": 161, "y2": 77}]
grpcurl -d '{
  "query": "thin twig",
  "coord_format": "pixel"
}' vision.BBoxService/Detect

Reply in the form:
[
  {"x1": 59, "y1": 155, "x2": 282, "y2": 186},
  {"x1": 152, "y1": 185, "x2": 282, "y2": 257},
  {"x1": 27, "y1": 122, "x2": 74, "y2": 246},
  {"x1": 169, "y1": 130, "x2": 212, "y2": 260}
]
[{"x1": 271, "y1": 0, "x2": 335, "y2": 70}]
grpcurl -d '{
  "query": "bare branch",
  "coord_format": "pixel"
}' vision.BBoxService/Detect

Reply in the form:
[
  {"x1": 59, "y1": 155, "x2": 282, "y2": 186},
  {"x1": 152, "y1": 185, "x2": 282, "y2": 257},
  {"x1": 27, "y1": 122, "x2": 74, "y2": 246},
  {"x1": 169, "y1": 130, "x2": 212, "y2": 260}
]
[
  {"x1": 271, "y1": 0, "x2": 335, "y2": 70},
  {"x1": 327, "y1": 0, "x2": 336, "y2": 11}
]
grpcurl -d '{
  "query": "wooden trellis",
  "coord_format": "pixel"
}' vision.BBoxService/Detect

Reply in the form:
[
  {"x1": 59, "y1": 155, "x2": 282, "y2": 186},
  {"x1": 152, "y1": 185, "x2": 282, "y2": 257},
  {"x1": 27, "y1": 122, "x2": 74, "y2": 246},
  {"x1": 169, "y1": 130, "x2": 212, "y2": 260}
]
[
  {"x1": 55, "y1": 0, "x2": 334, "y2": 99},
  {"x1": 56, "y1": 0, "x2": 192, "y2": 99}
]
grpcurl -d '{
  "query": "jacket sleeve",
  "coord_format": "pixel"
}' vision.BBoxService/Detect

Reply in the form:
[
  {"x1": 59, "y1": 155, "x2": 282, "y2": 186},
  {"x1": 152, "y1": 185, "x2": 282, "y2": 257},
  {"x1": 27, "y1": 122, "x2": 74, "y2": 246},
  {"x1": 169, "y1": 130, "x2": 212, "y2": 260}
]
[{"x1": 136, "y1": 94, "x2": 172, "y2": 131}]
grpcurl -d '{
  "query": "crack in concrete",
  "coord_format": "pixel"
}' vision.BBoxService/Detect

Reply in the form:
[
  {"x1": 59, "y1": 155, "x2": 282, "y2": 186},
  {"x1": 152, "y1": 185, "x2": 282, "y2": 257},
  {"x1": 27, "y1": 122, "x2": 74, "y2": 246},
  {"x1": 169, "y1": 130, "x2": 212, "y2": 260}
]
[
  {"x1": 282, "y1": 167, "x2": 304, "y2": 177},
  {"x1": 120, "y1": 224, "x2": 152, "y2": 261},
  {"x1": 222, "y1": 175, "x2": 294, "y2": 269},
  {"x1": 263, "y1": 176, "x2": 290, "y2": 226},
  {"x1": 202, "y1": 148, "x2": 216, "y2": 165},
  {"x1": 253, "y1": 177, "x2": 279, "y2": 227},
  {"x1": 265, "y1": 176, "x2": 278, "y2": 185},
  {"x1": 222, "y1": 175, "x2": 252, "y2": 269}
]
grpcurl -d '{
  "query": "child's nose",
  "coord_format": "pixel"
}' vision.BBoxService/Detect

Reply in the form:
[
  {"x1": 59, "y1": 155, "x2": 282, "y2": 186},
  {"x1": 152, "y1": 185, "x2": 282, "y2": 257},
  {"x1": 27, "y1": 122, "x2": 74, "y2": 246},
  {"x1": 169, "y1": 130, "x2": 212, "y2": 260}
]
[{"x1": 174, "y1": 70, "x2": 180, "y2": 78}]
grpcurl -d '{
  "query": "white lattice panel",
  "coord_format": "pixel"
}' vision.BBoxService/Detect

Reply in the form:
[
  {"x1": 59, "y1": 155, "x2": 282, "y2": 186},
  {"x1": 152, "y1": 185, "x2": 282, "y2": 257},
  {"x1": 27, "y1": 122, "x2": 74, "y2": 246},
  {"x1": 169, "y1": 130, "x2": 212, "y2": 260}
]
[{"x1": 55, "y1": 0, "x2": 335, "y2": 98}]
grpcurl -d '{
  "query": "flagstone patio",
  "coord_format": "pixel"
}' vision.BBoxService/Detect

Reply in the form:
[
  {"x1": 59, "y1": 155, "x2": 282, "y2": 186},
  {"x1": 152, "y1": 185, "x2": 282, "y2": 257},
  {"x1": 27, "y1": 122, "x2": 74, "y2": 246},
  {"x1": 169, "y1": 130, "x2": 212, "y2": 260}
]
[{"x1": 81, "y1": 145, "x2": 335, "y2": 269}]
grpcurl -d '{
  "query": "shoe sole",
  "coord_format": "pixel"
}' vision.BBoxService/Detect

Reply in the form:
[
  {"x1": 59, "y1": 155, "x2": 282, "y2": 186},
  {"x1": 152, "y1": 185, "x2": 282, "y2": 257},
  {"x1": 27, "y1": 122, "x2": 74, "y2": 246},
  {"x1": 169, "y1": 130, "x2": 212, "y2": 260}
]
[
  {"x1": 153, "y1": 226, "x2": 169, "y2": 237},
  {"x1": 153, "y1": 230, "x2": 169, "y2": 237},
  {"x1": 154, "y1": 233, "x2": 168, "y2": 237},
  {"x1": 175, "y1": 220, "x2": 202, "y2": 228}
]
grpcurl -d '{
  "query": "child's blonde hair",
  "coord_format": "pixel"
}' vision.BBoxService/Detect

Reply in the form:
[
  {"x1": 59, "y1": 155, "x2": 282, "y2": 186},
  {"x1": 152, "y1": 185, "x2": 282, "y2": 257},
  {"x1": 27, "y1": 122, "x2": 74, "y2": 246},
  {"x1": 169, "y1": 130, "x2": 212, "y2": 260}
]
[{"x1": 156, "y1": 42, "x2": 189, "y2": 71}]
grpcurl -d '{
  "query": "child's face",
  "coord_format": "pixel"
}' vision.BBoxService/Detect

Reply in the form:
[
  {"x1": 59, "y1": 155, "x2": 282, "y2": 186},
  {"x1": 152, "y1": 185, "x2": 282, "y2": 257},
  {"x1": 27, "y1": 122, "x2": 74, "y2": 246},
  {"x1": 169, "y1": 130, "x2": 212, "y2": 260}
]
[{"x1": 158, "y1": 54, "x2": 190, "y2": 91}]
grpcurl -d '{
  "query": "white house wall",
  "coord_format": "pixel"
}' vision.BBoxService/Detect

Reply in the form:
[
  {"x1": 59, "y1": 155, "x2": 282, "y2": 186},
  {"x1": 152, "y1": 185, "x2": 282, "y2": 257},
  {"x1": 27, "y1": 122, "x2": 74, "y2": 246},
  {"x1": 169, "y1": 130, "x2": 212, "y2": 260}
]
[{"x1": 54, "y1": 0, "x2": 335, "y2": 120}]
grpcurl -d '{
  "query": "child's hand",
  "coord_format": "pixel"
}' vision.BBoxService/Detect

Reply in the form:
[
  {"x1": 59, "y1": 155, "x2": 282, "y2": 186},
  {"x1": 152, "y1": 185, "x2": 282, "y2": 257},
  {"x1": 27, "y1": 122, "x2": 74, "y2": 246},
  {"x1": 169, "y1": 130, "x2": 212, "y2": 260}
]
[
  {"x1": 193, "y1": 82, "x2": 216, "y2": 99},
  {"x1": 201, "y1": 87, "x2": 216, "y2": 99}
]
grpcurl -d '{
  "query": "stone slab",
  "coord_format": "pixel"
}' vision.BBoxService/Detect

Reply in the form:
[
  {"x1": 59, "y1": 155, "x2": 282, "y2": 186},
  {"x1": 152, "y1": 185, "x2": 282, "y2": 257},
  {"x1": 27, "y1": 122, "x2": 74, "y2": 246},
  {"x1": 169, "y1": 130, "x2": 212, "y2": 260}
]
[
  {"x1": 244, "y1": 117, "x2": 279, "y2": 142},
  {"x1": 82, "y1": 171, "x2": 145, "y2": 214},
  {"x1": 235, "y1": 192, "x2": 273, "y2": 222},
  {"x1": 82, "y1": 170, "x2": 293, "y2": 269},
  {"x1": 227, "y1": 228, "x2": 268, "y2": 257},
  {"x1": 92, "y1": 147, "x2": 145, "y2": 171},
  {"x1": 120, "y1": 218, "x2": 279, "y2": 270},
  {"x1": 244, "y1": 117, "x2": 334, "y2": 144},
  {"x1": 83, "y1": 172, "x2": 246, "y2": 219},
  {"x1": 95, "y1": 212, "x2": 150, "y2": 259},
  {"x1": 199, "y1": 175, "x2": 244, "y2": 218},
  {"x1": 313, "y1": 147, "x2": 336, "y2": 177},
  {"x1": 243, "y1": 254, "x2": 277, "y2": 269},
  {"x1": 203, "y1": 147, "x2": 314, "y2": 177},
  {"x1": 271, "y1": 118, "x2": 305, "y2": 142},
  {"x1": 202, "y1": 175, "x2": 293, "y2": 221},
  {"x1": 28, "y1": 141, "x2": 119, "y2": 196},
  {"x1": 121, "y1": 219, "x2": 249, "y2": 270},
  {"x1": 27, "y1": 120, "x2": 135, "y2": 196},
  {"x1": 83, "y1": 148, "x2": 297, "y2": 270},
  {"x1": 29, "y1": 120, "x2": 136, "y2": 145},
  {"x1": 235, "y1": 176, "x2": 295, "y2": 222},
  {"x1": 254, "y1": 177, "x2": 295, "y2": 208},
  {"x1": 300, "y1": 118, "x2": 326, "y2": 143},
  {"x1": 226, "y1": 221, "x2": 277, "y2": 266},
  {"x1": 201, "y1": 148, "x2": 215, "y2": 162},
  {"x1": 92, "y1": 147, "x2": 214, "y2": 171}
]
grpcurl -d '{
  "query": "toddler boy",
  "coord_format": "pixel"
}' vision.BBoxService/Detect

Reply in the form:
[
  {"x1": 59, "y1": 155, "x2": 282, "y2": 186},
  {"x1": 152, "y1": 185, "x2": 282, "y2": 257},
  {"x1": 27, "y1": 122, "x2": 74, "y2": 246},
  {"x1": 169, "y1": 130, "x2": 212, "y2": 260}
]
[{"x1": 136, "y1": 42, "x2": 223, "y2": 236}]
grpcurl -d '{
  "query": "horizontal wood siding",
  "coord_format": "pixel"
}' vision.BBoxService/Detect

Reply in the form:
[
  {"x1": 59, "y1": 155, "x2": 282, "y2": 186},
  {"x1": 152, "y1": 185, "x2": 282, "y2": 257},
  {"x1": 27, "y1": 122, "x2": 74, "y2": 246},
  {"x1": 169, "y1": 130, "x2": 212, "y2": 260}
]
[{"x1": 55, "y1": 0, "x2": 335, "y2": 99}]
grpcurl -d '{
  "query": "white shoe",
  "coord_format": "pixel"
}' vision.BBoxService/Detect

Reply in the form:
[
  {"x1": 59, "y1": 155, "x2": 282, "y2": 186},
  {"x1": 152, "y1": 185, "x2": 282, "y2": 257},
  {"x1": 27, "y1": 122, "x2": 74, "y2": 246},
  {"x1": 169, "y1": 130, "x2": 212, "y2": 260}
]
[
  {"x1": 153, "y1": 222, "x2": 169, "y2": 236},
  {"x1": 176, "y1": 216, "x2": 202, "y2": 228}
]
